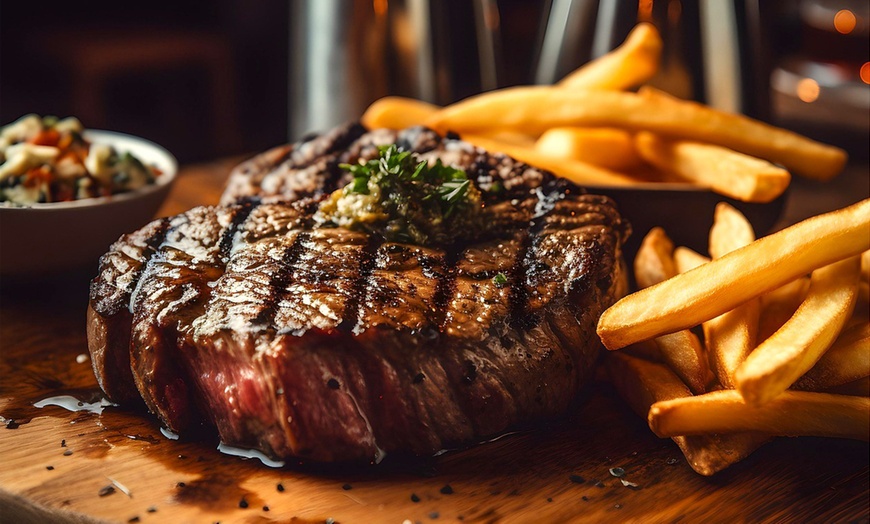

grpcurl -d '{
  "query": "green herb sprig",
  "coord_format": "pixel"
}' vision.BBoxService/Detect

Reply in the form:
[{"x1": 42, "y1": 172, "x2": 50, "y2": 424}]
[{"x1": 339, "y1": 145, "x2": 471, "y2": 217}]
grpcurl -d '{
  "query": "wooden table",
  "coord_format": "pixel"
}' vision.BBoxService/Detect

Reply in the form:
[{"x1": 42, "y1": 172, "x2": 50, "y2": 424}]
[{"x1": 1, "y1": 155, "x2": 868, "y2": 523}]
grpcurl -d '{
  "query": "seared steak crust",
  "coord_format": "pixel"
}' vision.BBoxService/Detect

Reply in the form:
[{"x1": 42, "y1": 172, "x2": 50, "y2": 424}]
[{"x1": 89, "y1": 127, "x2": 629, "y2": 462}]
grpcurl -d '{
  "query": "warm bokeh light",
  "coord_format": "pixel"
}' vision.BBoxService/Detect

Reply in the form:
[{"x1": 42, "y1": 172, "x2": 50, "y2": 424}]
[
  {"x1": 638, "y1": 0, "x2": 654, "y2": 21},
  {"x1": 796, "y1": 78, "x2": 820, "y2": 102},
  {"x1": 833, "y1": 9, "x2": 857, "y2": 34},
  {"x1": 861, "y1": 62, "x2": 870, "y2": 84},
  {"x1": 373, "y1": 0, "x2": 387, "y2": 17}
]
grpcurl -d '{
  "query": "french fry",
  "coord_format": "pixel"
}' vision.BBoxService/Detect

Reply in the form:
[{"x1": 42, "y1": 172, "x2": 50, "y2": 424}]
[
  {"x1": 859, "y1": 250, "x2": 869, "y2": 305},
  {"x1": 634, "y1": 228, "x2": 709, "y2": 393},
  {"x1": 648, "y1": 390, "x2": 870, "y2": 441},
  {"x1": 424, "y1": 86, "x2": 847, "y2": 180},
  {"x1": 861, "y1": 250, "x2": 869, "y2": 281},
  {"x1": 735, "y1": 256, "x2": 861, "y2": 405},
  {"x1": 459, "y1": 134, "x2": 637, "y2": 186},
  {"x1": 605, "y1": 350, "x2": 691, "y2": 412},
  {"x1": 653, "y1": 331, "x2": 709, "y2": 394},
  {"x1": 634, "y1": 132, "x2": 791, "y2": 203},
  {"x1": 558, "y1": 23, "x2": 662, "y2": 91},
  {"x1": 792, "y1": 321, "x2": 870, "y2": 391},
  {"x1": 534, "y1": 127, "x2": 643, "y2": 171},
  {"x1": 634, "y1": 227, "x2": 677, "y2": 289},
  {"x1": 674, "y1": 246, "x2": 709, "y2": 274},
  {"x1": 703, "y1": 203, "x2": 760, "y2": 387},
  {"x1": 361, "y1": 96, "x2": 439, "y2": 130},
  {"x1": 708, "y1": 202, "x2": 757, "y2": 260},
  {"x1": 622, "y1": 338, "x2": 662, "y2": 362},
  {"x1": 605, "y1": 352, "x2": 768, "y2": 476},
  {"x1": 676, "y1": 432, "x2": 770, "y2": 477},
  {"x1": 597, "y1": 199, "x2": 870, "y2": 351},
  {"x1": 757, "y1": 277, "x2": 811, "y2": 343},
  {"x1": 474, "y1": 130, "x2": 537, "y2": 147}
]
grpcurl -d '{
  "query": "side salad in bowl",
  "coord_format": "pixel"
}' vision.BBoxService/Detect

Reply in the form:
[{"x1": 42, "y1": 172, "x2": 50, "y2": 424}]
[{"x1": 0, "y1": 114, "x2": 163, "y2": 205}]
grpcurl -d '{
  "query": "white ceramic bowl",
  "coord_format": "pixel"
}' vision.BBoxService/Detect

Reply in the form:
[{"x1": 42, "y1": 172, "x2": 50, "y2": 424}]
[{"x1": 0, "y1": 130, "x2": 177, "y2": 277}]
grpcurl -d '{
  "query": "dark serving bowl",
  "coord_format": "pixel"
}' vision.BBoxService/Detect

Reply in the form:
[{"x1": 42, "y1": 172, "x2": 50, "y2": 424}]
[{"x1": 585, "y1": 181, "x2": 788, "y2": 260}]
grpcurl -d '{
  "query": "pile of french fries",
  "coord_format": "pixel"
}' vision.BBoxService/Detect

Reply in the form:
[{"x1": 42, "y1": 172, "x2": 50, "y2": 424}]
[
  {"x1": 599, "y1": 199, "x2": 870, "y2": 475},
  {"x1": 360, "y1": 23, "x2": 847, "y2": 203}
]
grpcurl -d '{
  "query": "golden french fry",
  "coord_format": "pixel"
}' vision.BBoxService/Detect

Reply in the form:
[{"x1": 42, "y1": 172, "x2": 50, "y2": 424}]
[
  {"x1": 708, "y1": 202, "x2": 757, "y2": 259},
  {"x1": 597, "y1": 199, "x2": 870, "y2": 351},
  {"x1": 604, "y1": 351, "x2": 691, "y2": 414},
  {"x1": 792, "y1": 321, "x2": 870, "y2": 391},
  {"x1": 703, "y1": 203, "x2": 759, "y2": 387},
  {"x1": 459, "y1": 134, "x2": 637, "y2": 186},
  {"x1": 558, "y1": 23, "x2": 662, "y2": 91},
  {"x1": 634, "y1": 133, "x2": 791, "y2": 203},
  {"x1": 674, "y1": 246, "x2": 709, "y2": 274},
  {"x1": 361, "y1": 96, "x2": 439, "y2": 130},
  {"x1": 648, "y1": 389, "x2": 870, "y2": 440},
  {"x1": 424, "y1": 86, "x2": 846, "y2": 180},
  {"x1": 735, "y1": 256, "x2": 861, "y2": 405},
  {"x1": 861, "y1": 250, "x2": 869, "y2": 281},
  {"x1": 859, "y1": 252, "x2": 869, "y2": 304},
  {"x1": 605, "y1": 352, "x2": 767, "y2": 476},
  {"x1": 654, "y1": 330, "x2": 709, "y2": 394},
  {"x1": 757, "y1": 277, "x2": 811, "y2": 343},
  {"x1": 826, "y1": 376, "x2": 870, "y2": 397},
  {"x1": 474, "y1": 130, "x2": 537, "y2": 147},
  {"x1": 677, "y1": 432, "x2": 770, "y2": 477},
  {"x1": 634, "y1": 227, "x2": 677, "y2": 289},
  {"x1": 535, "y1": 127, "x2": 643, "y2": 171},
  {"x1": 703, "y1": 305, "x2": 759, "y2": 389},
  {"x1": 634, "y1": 228, "x2": 708, "y2": 393},
  {"x1": 621, "y1": 338, "x2": 662, "y2": 362}
]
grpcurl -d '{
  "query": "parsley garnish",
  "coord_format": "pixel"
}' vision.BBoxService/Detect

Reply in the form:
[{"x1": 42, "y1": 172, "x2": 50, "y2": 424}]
[
  {"x1": 322, "y1": 145, "x2": 481, "y2": 244},
  {"x1": 339, "y1": 145, "x2": 471, "y2": 216},
  {"x1": 493, "y1": 272, "x2": 508, "y2": 287}
]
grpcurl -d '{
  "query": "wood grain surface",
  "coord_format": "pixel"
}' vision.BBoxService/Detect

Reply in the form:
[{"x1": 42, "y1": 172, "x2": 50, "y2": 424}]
[{"x1": 1, "y1": 156, "x2": 867, "y2": 524}]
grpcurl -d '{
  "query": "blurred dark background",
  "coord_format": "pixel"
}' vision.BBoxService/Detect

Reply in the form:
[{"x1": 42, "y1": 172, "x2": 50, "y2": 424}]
[
  {"x1": 1, "y1": 0, "x2": 867, "y2": 163},
  {"x1": 1, "y1": 1, "x2": 290, "y2": 162}
]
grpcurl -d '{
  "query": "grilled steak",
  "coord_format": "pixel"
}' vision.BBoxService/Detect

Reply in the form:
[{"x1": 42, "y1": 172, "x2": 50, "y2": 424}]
[{"x1": 88, "y1": 126, "x2": 630, "y2": 462}]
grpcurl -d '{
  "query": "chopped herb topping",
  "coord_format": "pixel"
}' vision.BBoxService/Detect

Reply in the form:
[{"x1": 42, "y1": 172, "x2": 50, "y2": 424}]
[
  {"x1": 317, "y1": 145, "x2": 483, "y2": 245},
  {"x1": 492, "y1": 272, "x2": 508, "y2": 287}
]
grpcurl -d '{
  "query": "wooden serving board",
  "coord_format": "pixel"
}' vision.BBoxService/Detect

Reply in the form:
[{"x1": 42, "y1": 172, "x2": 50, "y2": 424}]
[{"x1": 1, "y1": 159, "x2": 868, "y2": 524}]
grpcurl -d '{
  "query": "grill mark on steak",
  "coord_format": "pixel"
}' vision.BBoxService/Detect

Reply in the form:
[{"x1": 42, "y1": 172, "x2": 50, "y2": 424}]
[
  {"x1": 218, "y1": 198, "x2": 260, "y2": 262},
  {"x1": 508, "y1": 227, "x2": 534, "y2": 330},
  {"x1": 336, "y1": 234, "x2": 384, "y2": 333},
  {"x1": 252, "y1": 231, "x2": 311, "y2": 330},
  {"x1": 431, "y1": 247, "x2": 458, "y2": 332}
]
